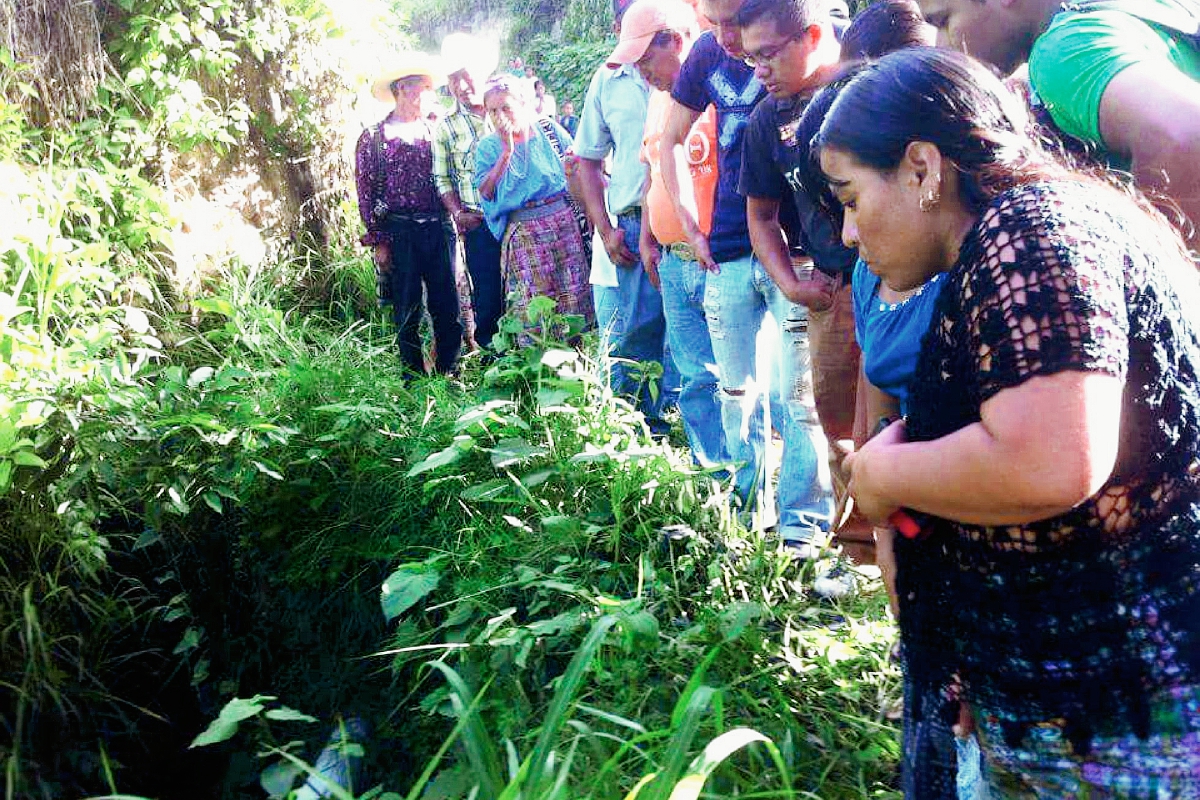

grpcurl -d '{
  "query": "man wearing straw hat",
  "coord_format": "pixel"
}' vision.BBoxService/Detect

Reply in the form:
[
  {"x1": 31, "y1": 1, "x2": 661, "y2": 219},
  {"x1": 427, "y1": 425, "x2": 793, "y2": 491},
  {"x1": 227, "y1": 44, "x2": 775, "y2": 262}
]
[
  {"x1": 433, "y1": 33, "x2": 504, "y2": 353},
  {"x1": 355, "y1": 54, "x2": 463, "y2": 378}
]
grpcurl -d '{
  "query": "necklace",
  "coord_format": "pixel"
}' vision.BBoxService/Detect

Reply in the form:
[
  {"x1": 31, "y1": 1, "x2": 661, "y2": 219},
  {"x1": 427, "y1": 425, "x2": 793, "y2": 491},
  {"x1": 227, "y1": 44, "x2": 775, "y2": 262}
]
[
  {"x1": 877, "y1": 273, "x2": 941, "y2": 312},
  {"x1": 507, "y1": 130, "x2": 528, "y2": 179}
]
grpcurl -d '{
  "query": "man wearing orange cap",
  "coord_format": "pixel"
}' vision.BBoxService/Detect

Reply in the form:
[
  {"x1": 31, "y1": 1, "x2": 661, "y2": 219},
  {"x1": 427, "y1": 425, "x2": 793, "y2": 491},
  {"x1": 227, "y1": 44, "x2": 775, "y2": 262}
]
[
  {"x1": 607, "y1": 0, "x2": 729, "y2": 470},
  {"x1": 576, "y1": 0, "x2": 679, "y2": 436}
]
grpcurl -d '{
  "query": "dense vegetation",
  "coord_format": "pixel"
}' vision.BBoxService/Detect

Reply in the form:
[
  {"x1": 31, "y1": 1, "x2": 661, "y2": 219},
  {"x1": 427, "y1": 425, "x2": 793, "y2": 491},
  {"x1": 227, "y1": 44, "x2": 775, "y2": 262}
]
[{"x1": 1, "y1": 0, "x2": 900, "y2": 798}]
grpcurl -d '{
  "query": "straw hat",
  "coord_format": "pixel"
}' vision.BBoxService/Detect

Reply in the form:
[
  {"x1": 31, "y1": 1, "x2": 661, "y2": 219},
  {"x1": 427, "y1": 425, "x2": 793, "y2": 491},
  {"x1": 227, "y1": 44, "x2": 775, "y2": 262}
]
[
  {"x1": 371, "y1": 52, "x2": 445, "y2": 103},
  {"x1": 440, "y1": 32, "x2": 500, "y2": 80}
]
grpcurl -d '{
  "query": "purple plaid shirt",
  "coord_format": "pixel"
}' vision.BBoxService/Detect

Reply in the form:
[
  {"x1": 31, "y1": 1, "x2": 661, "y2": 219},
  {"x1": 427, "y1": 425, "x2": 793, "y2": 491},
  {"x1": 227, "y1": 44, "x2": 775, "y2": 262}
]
[{"x1": 354, "y1": 119, "x2": 443, "y2": 246}]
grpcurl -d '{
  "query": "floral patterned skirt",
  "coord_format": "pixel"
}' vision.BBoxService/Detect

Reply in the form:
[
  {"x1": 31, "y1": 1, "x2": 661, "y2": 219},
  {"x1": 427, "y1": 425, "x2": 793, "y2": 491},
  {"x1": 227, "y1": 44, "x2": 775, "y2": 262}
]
[{"x1": 975, "y1": 684, "x2": 1200, "y2": 798}]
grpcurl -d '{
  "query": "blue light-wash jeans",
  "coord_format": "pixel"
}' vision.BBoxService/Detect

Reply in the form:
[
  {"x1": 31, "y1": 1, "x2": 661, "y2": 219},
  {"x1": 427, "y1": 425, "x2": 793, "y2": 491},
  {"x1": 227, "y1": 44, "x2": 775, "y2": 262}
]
[
  {"x1": 595, "y1": 214, "x2": 678, "y2": 432},
  {"x1": 702, "y1": 253, "x2": 831, "y2": 538},
  {"x1": 657, "y1": 248, "x2": 726, "y2": 469}
]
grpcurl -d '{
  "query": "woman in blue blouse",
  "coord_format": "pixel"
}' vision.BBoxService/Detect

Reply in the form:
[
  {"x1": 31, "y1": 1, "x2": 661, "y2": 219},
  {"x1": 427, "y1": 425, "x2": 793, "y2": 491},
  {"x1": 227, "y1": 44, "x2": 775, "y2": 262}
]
[{"x1": 474, "y1": 76, "x2": 594, "y2": 332}]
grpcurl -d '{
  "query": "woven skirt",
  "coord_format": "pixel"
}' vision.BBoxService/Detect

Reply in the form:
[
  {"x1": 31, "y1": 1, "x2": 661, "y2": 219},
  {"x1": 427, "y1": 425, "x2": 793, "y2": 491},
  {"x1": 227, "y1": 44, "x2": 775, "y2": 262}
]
[
  {"x1": 501, "y1": 198, "x2": 594, "y2": 331},
  {"x1": 975, "y1": 684, "x2": 1200, "y2": 798}
]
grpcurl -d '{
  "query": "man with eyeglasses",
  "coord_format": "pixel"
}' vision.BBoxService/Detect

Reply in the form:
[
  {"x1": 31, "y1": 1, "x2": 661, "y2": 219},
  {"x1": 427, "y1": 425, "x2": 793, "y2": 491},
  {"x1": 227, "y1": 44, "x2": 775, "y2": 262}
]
[
  {"x1": 660, "y1": 0, "x2": 832, "y2": 557},
  {"x1": 736, "y1": 0, "x2": 863, "y2": 559}
]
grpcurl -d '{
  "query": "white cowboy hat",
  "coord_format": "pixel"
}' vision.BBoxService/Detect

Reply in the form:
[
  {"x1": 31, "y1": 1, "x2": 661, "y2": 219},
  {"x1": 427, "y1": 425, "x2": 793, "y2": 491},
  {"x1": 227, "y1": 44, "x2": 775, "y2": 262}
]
[
  {"x1": 440, "y1": 32, "x2": 500, "y2": 80},
  {"x1": 371, "y1": 52, "x2": 445, "y2": 103}
]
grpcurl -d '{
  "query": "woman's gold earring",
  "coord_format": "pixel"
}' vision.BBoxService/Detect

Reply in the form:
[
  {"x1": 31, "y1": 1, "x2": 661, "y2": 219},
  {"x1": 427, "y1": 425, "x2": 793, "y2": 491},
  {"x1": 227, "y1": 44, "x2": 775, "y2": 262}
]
[{"x1": 919, "y1": 189, "x2": 941, "y2": 213}]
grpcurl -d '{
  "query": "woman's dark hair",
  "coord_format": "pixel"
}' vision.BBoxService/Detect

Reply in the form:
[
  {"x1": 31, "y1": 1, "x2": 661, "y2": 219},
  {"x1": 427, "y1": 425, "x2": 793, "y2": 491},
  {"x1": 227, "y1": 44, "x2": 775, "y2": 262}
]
[
  {"x1": 816, "y1": 47, "x2": 1194, "y2": 248},
  {"x1": 840, "y1": 0, "x2": 931, "y2": 60},
  {"x1": 816, "y1": 48, "x2": 1061, "y2": 212},
  {"x1": 789, "y1": 4, "x2": 930, "y2": 231}
]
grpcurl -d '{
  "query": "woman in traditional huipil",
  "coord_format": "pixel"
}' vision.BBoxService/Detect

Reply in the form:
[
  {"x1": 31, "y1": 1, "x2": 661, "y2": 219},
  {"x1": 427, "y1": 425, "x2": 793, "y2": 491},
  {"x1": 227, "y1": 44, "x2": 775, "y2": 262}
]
[{"x1": 824, "y1": 48, "x2": 1200, "y2": 796}]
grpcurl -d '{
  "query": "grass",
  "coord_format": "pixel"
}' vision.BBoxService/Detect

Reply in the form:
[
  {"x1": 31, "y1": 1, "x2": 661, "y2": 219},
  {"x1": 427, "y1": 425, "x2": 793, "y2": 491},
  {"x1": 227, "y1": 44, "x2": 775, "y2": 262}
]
[{"x1": 3, "y1": 182, "x2": 903, "y2": 797}]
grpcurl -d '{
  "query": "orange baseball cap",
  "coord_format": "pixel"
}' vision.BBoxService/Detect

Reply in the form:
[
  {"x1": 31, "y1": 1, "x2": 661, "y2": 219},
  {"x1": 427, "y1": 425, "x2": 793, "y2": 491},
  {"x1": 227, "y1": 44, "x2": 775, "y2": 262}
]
[{"x1": 606, "y1": 0, "x2": 698, "y2": 67}]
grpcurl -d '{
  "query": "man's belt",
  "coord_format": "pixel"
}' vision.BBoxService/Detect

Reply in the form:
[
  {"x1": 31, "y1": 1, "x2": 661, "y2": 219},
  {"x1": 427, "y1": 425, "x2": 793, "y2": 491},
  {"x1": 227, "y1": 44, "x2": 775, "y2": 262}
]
[
  {"x1": 667, "y1": 241, "x2": 698, "y2": 262},
  {"x1": 384, "y1": 211, "x2": 443, "y2": 225}
]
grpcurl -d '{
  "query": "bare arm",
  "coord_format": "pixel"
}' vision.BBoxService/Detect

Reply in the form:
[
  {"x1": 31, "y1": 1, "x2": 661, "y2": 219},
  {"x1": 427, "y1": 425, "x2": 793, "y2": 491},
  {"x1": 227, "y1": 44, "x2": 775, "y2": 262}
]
[
  {"x1": 659, "y1": 100, "x2": 715, "y2": 271},
  {"x1": 851, "y1": 368, "x2": 902, "y2": 616},
  {"x1": 847, "y1": 370, "x2": 1123, "y2": 525},
  {"x1": 1099, "y1": 62, "x2": 1200, "y2": 242},
  {"x1": 578, "y1": 157, "x2": 636, "y2": 266},
  {"x1": 439, "y1": 190, "x2": 484, "y2": 234},
  {"x1": 478, "y1": 144, "x2": 511, "y2": 203},
  {"x1": 860, "y1": 373, "x2": 900, "y2": 442},
  {"x1": 638, "y1": 182, "x2": 661, "y2": 289},
  {"x1": 746, "y1": 196, "x2": 837, "y2": 309}
]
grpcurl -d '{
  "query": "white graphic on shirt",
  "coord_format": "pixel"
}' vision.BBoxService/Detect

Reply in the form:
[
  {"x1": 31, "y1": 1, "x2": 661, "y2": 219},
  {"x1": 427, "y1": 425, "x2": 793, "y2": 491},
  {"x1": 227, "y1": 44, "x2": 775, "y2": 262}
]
[
  {"x1": 708, "y1": 71, "x2": 762, "y2": 148},
  {"x1": 686, "y1": 130, "x2": 710, "y2": 166}
]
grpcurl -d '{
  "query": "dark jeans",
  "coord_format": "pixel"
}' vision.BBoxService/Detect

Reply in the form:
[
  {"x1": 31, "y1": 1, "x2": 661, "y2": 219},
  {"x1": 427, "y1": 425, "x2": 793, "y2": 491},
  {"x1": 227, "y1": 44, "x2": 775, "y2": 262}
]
[
  {"x1": 383, "y1": 216, "x2": 462, "y2": 376},
  {"x1": 461, "y1": 223, "x2": 503, "y2": 350}
]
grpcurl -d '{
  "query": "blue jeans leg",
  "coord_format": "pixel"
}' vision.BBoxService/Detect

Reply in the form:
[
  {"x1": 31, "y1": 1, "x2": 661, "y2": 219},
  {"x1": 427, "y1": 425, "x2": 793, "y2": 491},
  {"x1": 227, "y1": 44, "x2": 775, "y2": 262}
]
[
  {"x1": 703, "y1": 253, "x2": 766, "y2": 509},
  {"x1": 762, "y1": 265, "x2": 832, "y2": 537},
  {"x1": 610, "y1": 215, "x2": 672, "y2": 430},
  {"x1": 658, "y1": 249, "x2": 726, "y2": 468},
  {"x1": 593, "y1": 282, "x2": 621, "y2": 360}
]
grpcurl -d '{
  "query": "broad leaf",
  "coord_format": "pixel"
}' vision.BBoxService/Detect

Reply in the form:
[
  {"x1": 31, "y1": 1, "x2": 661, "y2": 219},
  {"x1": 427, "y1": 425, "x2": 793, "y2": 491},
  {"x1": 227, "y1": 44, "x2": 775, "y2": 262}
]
[
  {"x1": 719, "y1": 601, "x2": 766, "y2": 643},
  {"x1": 381, "y1": 565, "x2": 440, "y2": 622},
  {"x1": 189, "y1": 695, "x2": 277, "y2": 748},
  {"x1": 489, "y1": 437, "x2": 546, "y2": 468},
  {"x1": 263, "y1": 706, "x2": 319, "y2": 723},
  {"x1": 260, "y1": 759, "x2": 304, "y2": 797},
  {"x1": 192, "y1": 296, "x2": 235, "y2": 318},
  {"x1": 406, "y1": 435, "x2": 474, "y2": 477},
  {"x1": 461, "y1": 479, "x2": 511, "y2": 503}
]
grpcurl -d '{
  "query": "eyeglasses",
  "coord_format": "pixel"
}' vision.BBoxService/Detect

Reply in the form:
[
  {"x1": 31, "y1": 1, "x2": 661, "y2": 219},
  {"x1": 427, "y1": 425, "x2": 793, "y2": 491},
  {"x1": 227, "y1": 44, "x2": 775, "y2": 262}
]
[{"x1": 742, "y1": 35, "x2": 800, "y2": 69}]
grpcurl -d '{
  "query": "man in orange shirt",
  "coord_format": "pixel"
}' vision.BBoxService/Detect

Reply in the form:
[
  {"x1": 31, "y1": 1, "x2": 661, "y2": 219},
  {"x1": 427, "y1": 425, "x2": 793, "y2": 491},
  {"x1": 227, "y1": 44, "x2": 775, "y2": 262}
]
[{"x1": 608, "y1": 0, "x2": 728, "y2": 469}]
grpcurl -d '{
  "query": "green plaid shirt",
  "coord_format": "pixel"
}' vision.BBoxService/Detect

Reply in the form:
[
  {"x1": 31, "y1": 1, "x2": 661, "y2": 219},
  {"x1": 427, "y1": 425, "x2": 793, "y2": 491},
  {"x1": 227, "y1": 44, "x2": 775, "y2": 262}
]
[{"x1": 432, "y1": 102, "x2": 487, "y2": 213}]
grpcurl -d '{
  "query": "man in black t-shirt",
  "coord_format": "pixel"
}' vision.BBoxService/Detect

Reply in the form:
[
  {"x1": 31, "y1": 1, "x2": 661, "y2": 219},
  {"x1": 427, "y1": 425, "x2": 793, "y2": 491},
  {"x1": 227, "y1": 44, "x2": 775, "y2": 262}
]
[
  {"x1": 739, "y1": 0, "x2": 848, "y2": 295},
  {"x1": 737, "y1": 0, "x2": 863, "y2": 538}
]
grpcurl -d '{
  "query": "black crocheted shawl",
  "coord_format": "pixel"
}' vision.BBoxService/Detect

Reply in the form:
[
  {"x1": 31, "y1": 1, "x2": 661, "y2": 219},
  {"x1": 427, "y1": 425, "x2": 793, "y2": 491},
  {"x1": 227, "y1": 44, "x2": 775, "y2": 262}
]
[{"x1": 899, "y1": 180, "x2": 1200, "y2": 750}]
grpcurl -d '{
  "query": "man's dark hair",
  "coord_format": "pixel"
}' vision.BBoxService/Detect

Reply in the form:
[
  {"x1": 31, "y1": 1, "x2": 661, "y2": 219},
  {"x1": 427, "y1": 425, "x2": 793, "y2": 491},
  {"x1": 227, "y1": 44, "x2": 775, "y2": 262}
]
[
  {"x1": 840, "y1": 0, "x2": 929, "y2": 60},
  {"x1": 736, "y1": 0, "x2": 826, "y2": 38},
  {"x1": 790, "y1": 65, "x2": 865, "y2": 228}
]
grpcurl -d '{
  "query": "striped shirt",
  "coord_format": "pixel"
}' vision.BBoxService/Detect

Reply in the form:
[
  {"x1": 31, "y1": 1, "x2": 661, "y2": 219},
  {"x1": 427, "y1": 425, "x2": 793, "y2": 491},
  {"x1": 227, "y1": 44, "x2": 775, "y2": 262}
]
[{"x1": 432, "y1": 102, "x2": 487, "y2": 213}]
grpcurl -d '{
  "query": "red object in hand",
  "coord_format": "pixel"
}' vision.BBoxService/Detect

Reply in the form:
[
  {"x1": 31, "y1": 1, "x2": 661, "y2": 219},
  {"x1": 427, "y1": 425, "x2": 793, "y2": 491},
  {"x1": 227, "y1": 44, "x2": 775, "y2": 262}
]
[
  {"x1": 889, "y1": 510, "x2": 924, "y2": 539},
  {"x1": 874, "y1": 416, "x2": 927, "y2": 539}
]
